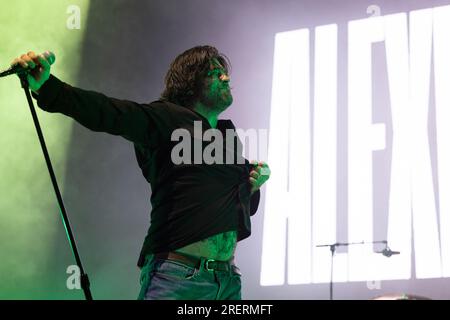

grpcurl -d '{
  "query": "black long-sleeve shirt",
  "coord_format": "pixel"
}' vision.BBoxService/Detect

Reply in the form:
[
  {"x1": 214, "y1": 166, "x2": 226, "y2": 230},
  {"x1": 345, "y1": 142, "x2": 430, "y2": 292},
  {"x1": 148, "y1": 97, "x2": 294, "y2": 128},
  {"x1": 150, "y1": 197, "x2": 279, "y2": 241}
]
[{"x1": 33, "y1": 75, "x2": 260, "y2": 267}]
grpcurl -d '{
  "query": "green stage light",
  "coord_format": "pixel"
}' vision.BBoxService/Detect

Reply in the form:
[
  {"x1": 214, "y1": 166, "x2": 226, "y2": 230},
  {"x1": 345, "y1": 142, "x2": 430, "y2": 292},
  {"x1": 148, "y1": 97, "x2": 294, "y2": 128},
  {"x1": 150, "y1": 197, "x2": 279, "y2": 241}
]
[{"x1": 0, "y1": 0, "x2": 90, "y2": 299}]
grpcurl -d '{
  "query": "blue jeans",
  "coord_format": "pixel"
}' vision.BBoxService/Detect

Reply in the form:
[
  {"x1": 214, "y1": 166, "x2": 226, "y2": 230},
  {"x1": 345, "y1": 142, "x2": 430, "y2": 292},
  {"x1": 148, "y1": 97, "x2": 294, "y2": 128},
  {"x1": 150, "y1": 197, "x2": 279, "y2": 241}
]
[{"x1": 137, "y1": 254, "x2": 242, "y2": 300}]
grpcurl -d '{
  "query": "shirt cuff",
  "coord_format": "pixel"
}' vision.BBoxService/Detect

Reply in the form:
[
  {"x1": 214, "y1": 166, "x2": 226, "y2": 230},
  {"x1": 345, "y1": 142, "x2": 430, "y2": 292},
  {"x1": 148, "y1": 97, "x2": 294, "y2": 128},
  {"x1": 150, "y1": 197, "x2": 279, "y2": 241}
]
[{"x1": 31, "y1": 74, "x2": 64, "y2": 112}]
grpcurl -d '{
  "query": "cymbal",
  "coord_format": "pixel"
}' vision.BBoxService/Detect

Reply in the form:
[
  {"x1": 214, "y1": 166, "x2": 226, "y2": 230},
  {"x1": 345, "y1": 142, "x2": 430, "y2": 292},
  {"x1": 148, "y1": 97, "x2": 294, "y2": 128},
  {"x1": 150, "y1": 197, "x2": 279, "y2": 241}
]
[{"x1": 371, "y1": 293, "x2": 431, "y2": 300}]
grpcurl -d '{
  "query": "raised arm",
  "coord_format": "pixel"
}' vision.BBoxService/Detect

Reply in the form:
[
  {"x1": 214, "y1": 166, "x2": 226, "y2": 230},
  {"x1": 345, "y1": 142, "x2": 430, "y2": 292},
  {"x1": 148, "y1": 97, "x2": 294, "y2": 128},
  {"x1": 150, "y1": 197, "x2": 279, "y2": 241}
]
[{"x1": 11, "y1": 51, "x2": 160, "y2": 147}]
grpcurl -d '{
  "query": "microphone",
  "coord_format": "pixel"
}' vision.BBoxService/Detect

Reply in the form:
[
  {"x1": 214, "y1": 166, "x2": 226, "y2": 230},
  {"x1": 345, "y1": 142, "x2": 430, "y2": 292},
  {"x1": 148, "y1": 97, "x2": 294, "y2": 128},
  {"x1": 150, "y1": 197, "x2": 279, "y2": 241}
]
[
  {"x1": 377, "y1": 247, "x2": 400, "y2": 257},
  {"x1": 0, "y1": 51, "x2": 55, "y2": 78}
]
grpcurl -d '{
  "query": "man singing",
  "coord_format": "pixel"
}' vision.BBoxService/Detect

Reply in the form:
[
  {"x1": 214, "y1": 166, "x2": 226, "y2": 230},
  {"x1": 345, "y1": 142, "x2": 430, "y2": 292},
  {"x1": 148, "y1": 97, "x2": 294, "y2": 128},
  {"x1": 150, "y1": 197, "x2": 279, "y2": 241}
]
[{"x1": 11, "y1": 45, "x2": 270, "y2": 300}]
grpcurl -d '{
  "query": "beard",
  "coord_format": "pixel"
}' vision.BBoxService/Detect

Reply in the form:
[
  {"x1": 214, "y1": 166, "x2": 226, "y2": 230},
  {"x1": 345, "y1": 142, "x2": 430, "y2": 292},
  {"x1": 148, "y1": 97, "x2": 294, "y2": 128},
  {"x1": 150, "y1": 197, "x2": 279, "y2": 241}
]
[{"x1": 199, "y1": 87, "x2": 233, "y2": 113}]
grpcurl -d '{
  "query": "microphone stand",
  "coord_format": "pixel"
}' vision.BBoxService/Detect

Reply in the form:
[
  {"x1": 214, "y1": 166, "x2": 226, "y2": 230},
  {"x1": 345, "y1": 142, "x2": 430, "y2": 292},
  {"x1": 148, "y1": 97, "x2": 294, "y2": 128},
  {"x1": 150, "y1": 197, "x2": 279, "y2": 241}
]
[
  {"x1": 18, "y1": 73, "x2": 93, "y2": 300},
  {"x1": 316, "y1": 240, "x2": 387, "y2": 300}
]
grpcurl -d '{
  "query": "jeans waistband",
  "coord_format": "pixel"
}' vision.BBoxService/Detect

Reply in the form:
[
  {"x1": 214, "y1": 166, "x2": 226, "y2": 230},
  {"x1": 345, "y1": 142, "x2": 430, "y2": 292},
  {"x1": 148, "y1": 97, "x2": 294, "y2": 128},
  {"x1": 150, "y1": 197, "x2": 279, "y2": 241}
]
[{"x1": 154, "y1": 251, "x2": 234, "y2": 272}]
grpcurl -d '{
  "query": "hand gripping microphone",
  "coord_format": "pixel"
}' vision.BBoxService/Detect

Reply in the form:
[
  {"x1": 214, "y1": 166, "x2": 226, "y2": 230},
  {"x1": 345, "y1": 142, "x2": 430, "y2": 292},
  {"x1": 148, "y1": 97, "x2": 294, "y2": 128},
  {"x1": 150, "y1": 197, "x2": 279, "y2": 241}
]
[{"x1": 0, "y1": 51, "x2": 55, "y2": 78}]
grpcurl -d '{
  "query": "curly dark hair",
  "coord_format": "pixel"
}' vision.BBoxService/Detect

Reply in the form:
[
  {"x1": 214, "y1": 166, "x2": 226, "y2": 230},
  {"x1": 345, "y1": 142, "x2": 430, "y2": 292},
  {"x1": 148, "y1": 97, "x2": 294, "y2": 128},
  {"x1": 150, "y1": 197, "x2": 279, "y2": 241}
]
[{"x1": 161, "y1": 45, "x2": 231, "y2": 108}]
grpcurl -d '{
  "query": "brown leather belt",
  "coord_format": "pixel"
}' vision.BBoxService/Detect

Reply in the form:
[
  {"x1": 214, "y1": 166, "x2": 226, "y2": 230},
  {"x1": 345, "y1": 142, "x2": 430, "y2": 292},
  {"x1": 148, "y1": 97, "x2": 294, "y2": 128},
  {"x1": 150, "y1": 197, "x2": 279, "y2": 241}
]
[{"x1": 154, "y1": 251, "x2": 233, "y2": 272}]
